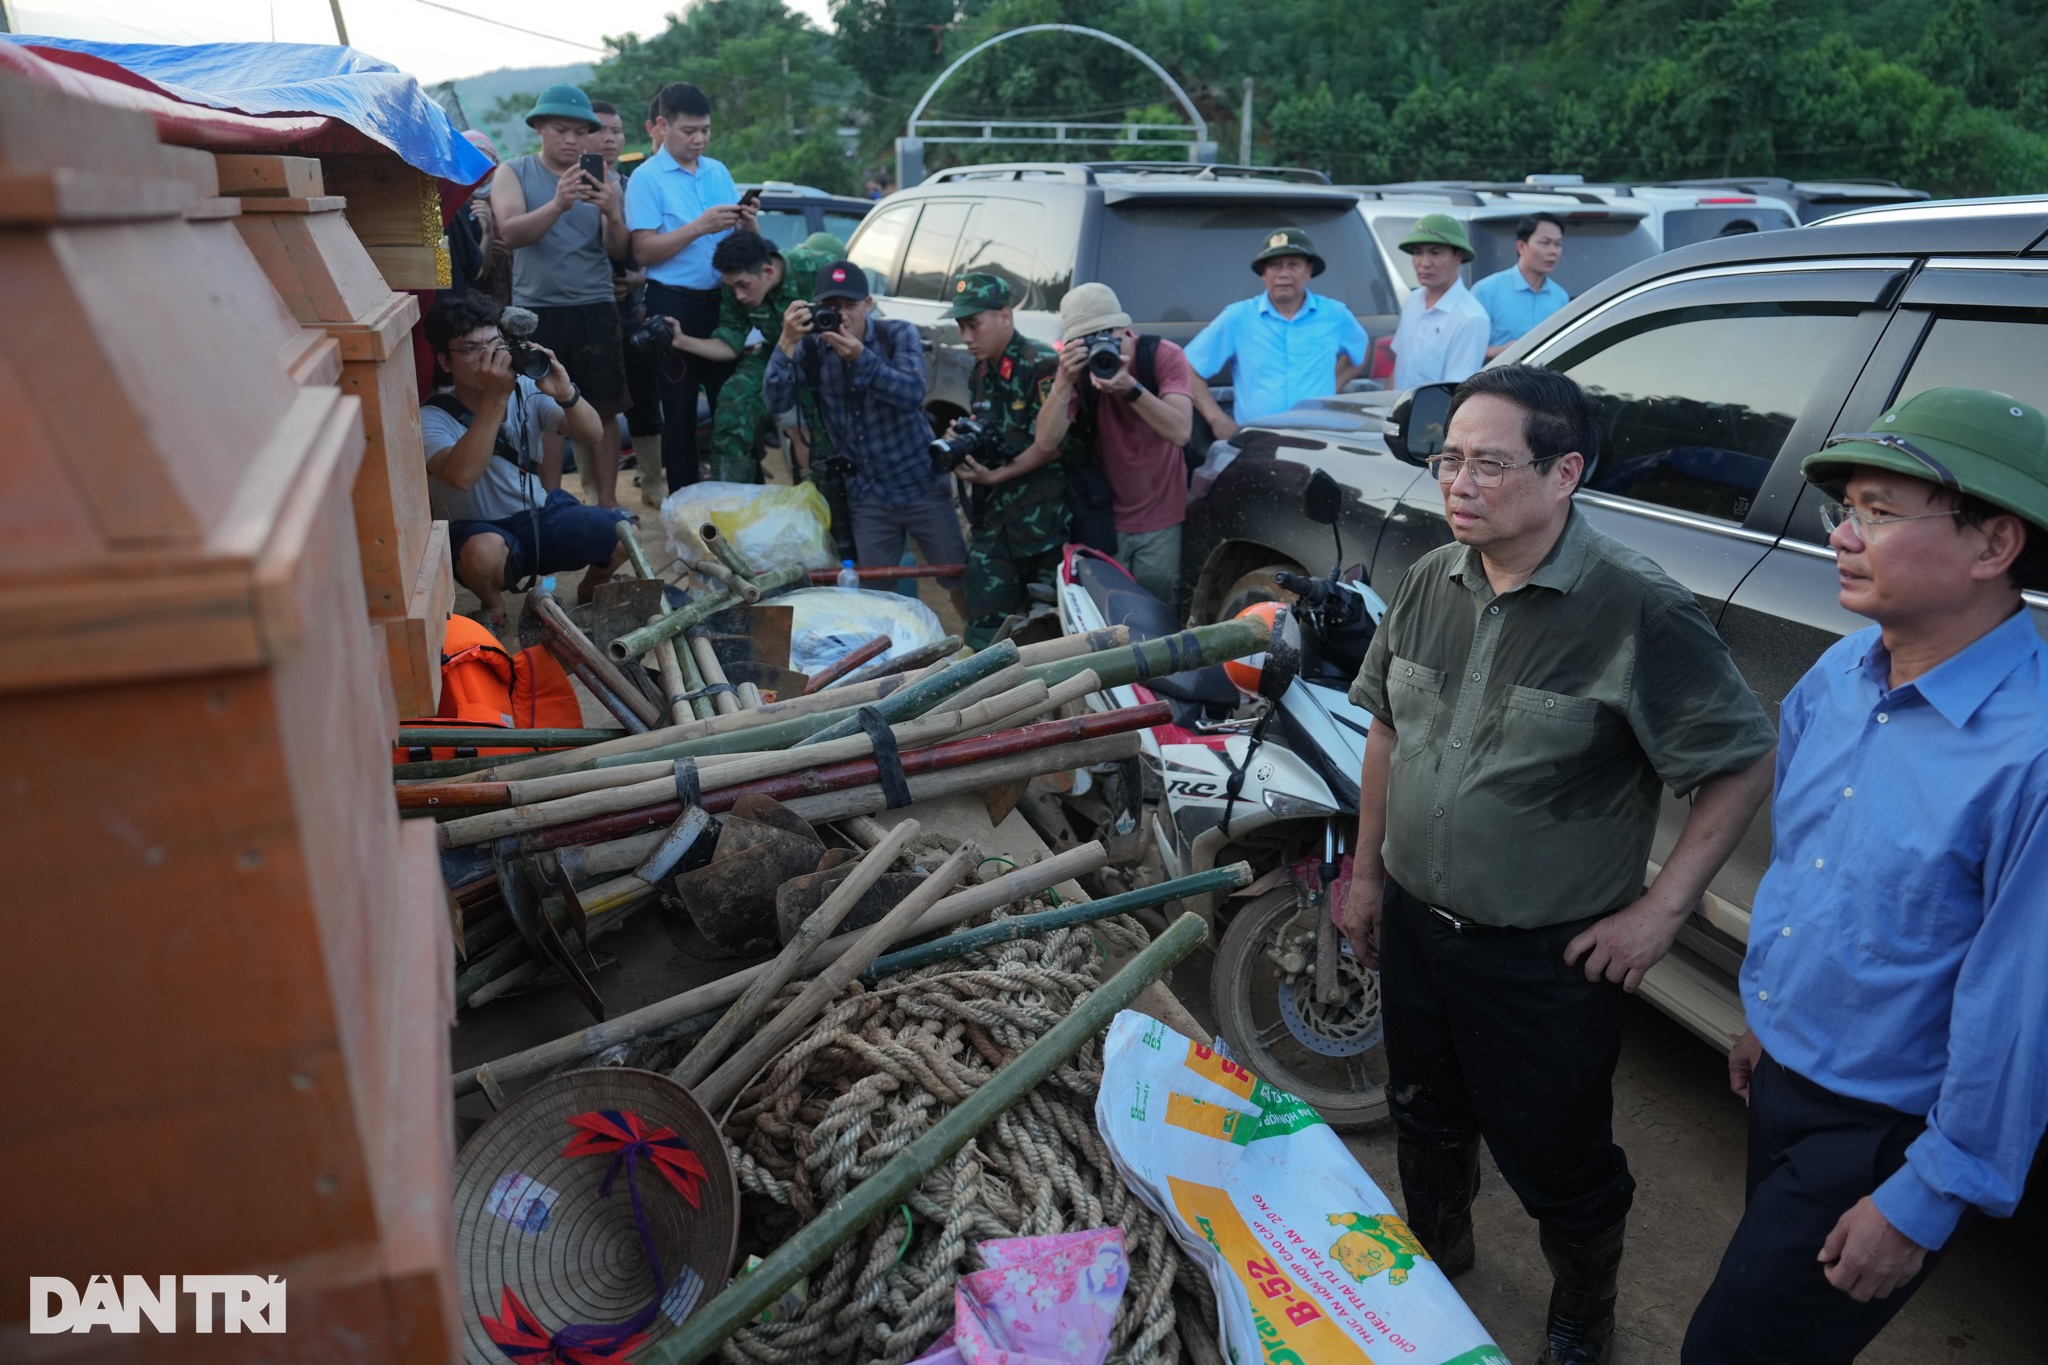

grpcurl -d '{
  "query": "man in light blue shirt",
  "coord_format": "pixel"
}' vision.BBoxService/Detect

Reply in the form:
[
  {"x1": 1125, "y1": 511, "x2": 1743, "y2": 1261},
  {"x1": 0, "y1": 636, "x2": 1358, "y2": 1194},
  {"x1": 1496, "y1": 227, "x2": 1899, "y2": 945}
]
[
  {"x1": 624, "y1": 81, "x2": 754, "y2": 490},
  {"x1": 1185, "y1": 227, "x2": 1369, "y2": 437},
  {"x1": 1684, "y1": 388, "x2": 2048, "y2": 1365},
  {"x1": 1470, "y1": 212, "x2": 1568, "y2": 360}
]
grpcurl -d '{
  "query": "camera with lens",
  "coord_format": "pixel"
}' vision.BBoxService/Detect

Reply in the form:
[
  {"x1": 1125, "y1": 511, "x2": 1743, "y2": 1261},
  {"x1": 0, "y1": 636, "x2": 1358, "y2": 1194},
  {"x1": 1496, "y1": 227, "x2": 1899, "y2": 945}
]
[
  {"x1": 928, "y1": 417, "x2": 1010, "y2": 474},
  {"x1": 810, "y1": 305, "x2": 843, "y2": 336},
  {"x1": 498, "y1": 306, "x2": 553, "y2": 381},
  {"x1": 625, "y1": 314, "x2": 674, "y2": 356},
  {"x1": 1079, "y1": 329, "x2": 1126, "y2": 382}
]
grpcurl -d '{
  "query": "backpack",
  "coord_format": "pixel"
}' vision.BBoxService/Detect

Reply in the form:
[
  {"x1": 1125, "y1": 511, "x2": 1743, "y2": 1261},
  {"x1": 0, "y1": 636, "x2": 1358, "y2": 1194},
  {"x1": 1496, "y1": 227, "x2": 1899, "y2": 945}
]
[{"x1": 1065, "y1": 335, "x2": 1168, "y2": 555}]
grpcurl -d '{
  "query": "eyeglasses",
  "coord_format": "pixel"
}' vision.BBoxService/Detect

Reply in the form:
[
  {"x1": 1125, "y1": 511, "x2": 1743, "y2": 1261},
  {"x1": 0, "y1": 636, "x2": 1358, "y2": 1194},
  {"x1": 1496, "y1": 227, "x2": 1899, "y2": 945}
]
[
  {"x1": 1425, "y1": 454, "x2": 1541, "y2": 488},
  {"x1": 450, "y1": 335, "x2": 503, "y2": 358},
  {"x1": 1817, "y1": 499, "x2": 1962, "y2": 539}
]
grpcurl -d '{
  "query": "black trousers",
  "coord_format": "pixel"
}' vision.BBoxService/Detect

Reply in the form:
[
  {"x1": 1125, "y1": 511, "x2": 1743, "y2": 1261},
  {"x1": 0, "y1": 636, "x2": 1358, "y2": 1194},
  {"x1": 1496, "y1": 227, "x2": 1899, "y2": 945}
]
[
  {"x1": 1682, "y1": 1054, "x2": 1948, "y2": 1364},
  {"x1": 644, "y1": 282, "x2": 732, "y2": 489},
  {"x1": 1382, "y1": 879, "x2": 1636, "y2": 1240}
]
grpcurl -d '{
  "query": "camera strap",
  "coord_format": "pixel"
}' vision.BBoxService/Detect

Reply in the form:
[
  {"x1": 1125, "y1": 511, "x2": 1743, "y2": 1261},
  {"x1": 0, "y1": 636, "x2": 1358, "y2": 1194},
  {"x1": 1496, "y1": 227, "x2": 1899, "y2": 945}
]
[{"x1": 424, "y1": 392, "x2": 530, "y2": 469}]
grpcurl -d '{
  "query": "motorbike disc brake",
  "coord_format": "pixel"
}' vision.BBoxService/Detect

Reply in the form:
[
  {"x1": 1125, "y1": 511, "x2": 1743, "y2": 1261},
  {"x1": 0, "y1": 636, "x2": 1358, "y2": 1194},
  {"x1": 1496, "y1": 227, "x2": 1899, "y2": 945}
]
[{"x1": 1277, "y1": 942, "x2": 1383, "y2": 1056}]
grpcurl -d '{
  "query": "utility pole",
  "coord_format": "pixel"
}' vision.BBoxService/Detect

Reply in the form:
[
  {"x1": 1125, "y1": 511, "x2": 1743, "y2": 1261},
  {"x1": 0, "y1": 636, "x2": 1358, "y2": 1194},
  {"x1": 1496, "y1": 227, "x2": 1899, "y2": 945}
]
[
  {"x1": 1239, "y1": 78, "x2": 1253, "y2": 165},
  {"x1": 328, "y1": 0, "x2": 350, "y2": 45}
]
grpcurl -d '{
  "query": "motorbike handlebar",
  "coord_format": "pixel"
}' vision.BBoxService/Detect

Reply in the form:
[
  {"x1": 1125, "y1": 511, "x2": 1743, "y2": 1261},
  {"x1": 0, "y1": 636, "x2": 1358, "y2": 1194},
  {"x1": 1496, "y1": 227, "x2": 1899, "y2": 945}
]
[{"x1": 1275, "y1": 571, "x2": 1328, "y2": 607}]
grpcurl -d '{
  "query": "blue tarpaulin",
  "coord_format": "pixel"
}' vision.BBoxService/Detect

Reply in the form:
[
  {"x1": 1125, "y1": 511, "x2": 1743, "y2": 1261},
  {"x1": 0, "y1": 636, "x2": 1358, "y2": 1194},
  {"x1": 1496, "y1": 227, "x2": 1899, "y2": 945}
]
[{"x1": 0, "y1": 38, "x2": 494, "y2": 187}]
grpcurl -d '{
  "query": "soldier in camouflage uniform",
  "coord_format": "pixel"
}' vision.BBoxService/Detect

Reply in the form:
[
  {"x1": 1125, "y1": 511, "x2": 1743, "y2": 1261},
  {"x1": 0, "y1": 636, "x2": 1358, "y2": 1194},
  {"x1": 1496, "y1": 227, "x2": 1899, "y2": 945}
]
[
  {"x1": 945, "y1": 273, "x2": 1071, "y2": 649},
  {"x1": 666, "y1": 229, "x2": 834, "y2": 483}
]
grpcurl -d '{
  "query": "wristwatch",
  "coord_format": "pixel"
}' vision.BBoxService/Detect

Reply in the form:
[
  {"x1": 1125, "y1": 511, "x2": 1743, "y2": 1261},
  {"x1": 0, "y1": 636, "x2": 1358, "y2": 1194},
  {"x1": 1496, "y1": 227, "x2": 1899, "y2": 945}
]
[
  {"x1": 1119, "y1": 382, "x2": 1146, "y2": 404},
  {"x1": 560, "y1": 382, "x2": 584, "y2": 409}
]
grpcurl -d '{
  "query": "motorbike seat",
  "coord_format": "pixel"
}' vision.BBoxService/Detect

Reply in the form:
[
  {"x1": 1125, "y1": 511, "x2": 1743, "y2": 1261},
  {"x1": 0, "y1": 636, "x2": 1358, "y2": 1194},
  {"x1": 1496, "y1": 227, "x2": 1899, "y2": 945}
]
[{"x1": 1070, "y1": 550, "x2": 1240, "y2": 711}]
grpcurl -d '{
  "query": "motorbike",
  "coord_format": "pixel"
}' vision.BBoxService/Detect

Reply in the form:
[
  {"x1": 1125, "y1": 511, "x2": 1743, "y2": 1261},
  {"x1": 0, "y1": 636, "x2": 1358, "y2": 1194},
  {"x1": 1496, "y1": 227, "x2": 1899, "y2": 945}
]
[{"x1": 1055, "y1": 468, "x2": 1392, "y2": 1127}]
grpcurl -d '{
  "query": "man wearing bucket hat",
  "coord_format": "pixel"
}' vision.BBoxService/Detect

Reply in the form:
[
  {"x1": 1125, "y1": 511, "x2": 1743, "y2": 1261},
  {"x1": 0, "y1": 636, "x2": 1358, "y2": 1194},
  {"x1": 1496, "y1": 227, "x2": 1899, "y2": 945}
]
[
  {"x1": 1683, "y1": 388, "x2": 2048, "y2": 1365},
  {"x1": 489, "y1": 84, "x2": 633, "y2": 507},
  {"x1": 1034, "y1": 282, "x2": 1195, "y2": 607},
  {"x1": 1389, "y1": 213, "x2": 1490, "y2": 390},
  {"x1": 1185, "y1": 227, "x2": 1370, "y2": 438},
  {"x1": 946, "y1": 273, "x2": 1073, "y2": 648}
]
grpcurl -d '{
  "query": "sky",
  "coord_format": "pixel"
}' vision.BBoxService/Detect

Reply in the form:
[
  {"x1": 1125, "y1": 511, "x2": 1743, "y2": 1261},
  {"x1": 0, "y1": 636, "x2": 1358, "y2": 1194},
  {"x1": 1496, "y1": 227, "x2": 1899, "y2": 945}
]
[{"x1": 10, "y1": 0, "x2": 836, "y2": 84}]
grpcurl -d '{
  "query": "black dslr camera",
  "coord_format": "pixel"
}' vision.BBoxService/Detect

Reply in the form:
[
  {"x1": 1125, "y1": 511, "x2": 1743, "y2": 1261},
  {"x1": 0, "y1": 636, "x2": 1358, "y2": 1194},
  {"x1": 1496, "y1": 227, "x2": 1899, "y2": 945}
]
[
  {"x1": 625, "y1": 314, "x2": 674, "y2": 356},
  {"x1": 498, "y1": 306, "x2": 552, "y2": 381},
  {"x1": 810, "y1": 305, "x2": 843, "y2": 336},
  {"x1": 1078, "y1": 329, "x2": 1125, "y2": 381},
  {"x1": 929, "y1": 417, "x2": 1009, "y2": 474}
]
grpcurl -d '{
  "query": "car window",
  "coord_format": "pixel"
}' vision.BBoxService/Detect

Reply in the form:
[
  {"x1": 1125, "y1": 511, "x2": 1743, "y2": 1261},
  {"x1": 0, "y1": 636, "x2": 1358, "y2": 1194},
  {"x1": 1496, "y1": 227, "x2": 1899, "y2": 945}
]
[
  {"x1": 1548, "y1": 301, "x2": 1867, "y2": 523},
  {"x1": 1893, "y1": 311, "x2": 2048, "y2": 411},
  {"x1": 754, "y1": 209, "x2": 810, "y2": 251},
  {"x1": 1369, "y1": 215, "x2": 1421, "y2": 288},
  {"x1": 1660, "y1": 206, "x2": 1797, "y2": 249},
  {"x1": 1466, "y1": 219, "x2": 1658, "y2": 299},
  {"x1": 1096, "y1": 201, "x2": 1396, "y2": 324},
  {"x1": 896, "y1": 199, "x2": 974, "y2": 301},
  {"x1": 821, "y1": 210, "x2": 867, "y2": 246},
  {"x1": 953, "y1": 199, "x2": 1059, "y2": 312},
  {"x1": 848, "y1": 201, "x2": 917, "y2": 296}
]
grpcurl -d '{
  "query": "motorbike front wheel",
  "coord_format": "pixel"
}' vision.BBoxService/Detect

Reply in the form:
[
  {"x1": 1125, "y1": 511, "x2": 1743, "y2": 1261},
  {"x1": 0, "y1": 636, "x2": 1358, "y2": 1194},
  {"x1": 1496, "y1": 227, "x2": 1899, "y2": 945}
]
[{"x1": 1211, "y1": 887, "x2": 1389, "y2": 1130}]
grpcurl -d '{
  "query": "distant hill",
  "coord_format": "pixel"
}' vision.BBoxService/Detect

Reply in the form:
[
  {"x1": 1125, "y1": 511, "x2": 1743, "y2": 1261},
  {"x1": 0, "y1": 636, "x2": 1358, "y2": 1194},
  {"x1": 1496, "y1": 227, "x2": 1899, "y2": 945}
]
[{"x1": 438, "y1": 63, "x2": 593, "y2": 159}]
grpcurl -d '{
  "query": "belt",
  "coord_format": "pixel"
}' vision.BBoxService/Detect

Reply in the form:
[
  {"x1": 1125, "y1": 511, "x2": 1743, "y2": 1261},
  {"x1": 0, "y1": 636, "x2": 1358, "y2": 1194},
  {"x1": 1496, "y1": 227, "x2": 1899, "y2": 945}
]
[
  {"x1": 1422, "y1": 902, "x2": 1524, "y2": 935},
  {"x1": 649, "y1": 282, "x2": 722, "y2": 298}
]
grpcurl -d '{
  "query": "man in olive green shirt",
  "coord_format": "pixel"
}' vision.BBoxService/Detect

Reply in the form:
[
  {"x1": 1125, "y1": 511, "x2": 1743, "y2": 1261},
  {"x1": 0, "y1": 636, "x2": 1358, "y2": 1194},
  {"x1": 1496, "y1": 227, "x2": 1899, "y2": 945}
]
[{"x1": 1343, "y1": 365, "x2": 1775, "y2": 1365}]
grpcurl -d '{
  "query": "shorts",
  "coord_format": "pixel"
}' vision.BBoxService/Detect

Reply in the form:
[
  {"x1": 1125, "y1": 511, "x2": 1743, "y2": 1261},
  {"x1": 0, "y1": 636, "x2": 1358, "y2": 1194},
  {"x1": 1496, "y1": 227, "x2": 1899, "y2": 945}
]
[
  {"x1": 449, "y1": 487, "x2": 632, "y2": 584},
  {"x1": 529, "y1": 301, "x2": 626, "y2": 409}
]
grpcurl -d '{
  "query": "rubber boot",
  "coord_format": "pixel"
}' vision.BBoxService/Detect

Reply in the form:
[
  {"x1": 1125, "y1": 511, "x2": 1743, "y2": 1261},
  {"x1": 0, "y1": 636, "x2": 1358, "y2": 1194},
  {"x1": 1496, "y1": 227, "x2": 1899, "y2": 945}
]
[
  {"x1": 1396, "y1": 1134, "x2": 1480, "y2": 1279},
  {"x1": 1534, "y1": 1217, "x2": 1626, "y2": 1365},
  {"x1": 637, "y1": 433, "x2": 666, "y2": 508}
]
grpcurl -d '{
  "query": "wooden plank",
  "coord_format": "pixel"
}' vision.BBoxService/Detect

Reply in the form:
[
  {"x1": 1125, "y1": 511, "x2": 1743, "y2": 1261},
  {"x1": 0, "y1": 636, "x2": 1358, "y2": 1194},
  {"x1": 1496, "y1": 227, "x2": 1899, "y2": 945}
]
[
  {"x1": 183, "y1": 196, "x2": 242, "y2": 220},
  {"x1": 234, "y1": 207, "x2": 395, "y2": 325},
  {"x1": 365, "y1": 242, "x2": 449, "y2": 291},
  {"x1": 321, "y1": 152, "x2": 437, "y2": 246},
  {"x1": 156, "y1": 143, "x2": 220, "y2": 198},
  {"x1": 345, "y1": 347, "x2": 430, "y2": 618},
  {"x1": 285, "y1": 330, "x2": 344, "y2": 388},
  {"x1": 216, "y1": 152, "x2": 326, "y2": 198},
  {"x1": 325, "y1": 289, "x2": 420, "y2": 363},
  {"x1": 383, "y1": 520, "x2": 454, "y2": 719},
  {"x1": 0, "y1": 167, "x2": 187, "y2": 223},
  {"x1": 238, "y1": 194, "x2": 352, "y2": 214}
]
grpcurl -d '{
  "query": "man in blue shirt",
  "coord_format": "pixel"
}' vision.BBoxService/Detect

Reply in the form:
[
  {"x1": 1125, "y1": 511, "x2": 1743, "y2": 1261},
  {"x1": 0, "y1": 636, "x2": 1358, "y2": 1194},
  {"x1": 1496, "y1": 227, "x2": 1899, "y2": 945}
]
[
  {"x1": 1185, "y1": 227, "x2": 1369, "y2": 437},
  {"x1": 1684, "y1": 388, "x2": 2048, "y2": 1365},
  {"x1": 1470, "y1": 213, "x2": 1568, "y2": 360},
  {"x1": 625, "y1": 81, "x2": 755, "y2": 492}
]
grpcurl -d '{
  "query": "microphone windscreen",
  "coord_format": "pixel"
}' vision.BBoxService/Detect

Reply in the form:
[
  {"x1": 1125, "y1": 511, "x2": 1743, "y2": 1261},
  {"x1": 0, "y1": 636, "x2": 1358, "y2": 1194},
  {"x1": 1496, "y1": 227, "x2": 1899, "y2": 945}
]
[{"x1": 500, "y1": 306, "x2": 540, "y2": 338}]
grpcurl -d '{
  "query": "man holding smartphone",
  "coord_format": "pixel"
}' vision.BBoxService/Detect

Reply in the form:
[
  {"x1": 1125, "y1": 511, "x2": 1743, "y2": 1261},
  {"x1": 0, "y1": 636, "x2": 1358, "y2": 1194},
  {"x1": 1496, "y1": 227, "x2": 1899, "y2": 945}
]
[
  {"x1": 626, "y1": 81, "x2": 757, "y2": 491},
  {"x1": 489, "y1": 84, "x2": 631, "y2": 508}
]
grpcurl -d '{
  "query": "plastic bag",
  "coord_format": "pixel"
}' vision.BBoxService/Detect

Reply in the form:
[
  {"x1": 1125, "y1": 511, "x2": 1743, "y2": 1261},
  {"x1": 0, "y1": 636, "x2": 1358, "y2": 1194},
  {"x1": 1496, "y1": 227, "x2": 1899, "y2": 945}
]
[
  {"x1": 660, "y1": 481, "x2": 836, "y2": 572},
  {"x1": 1095, "y1": 1011, "x2": 1506, "y2": 1365},
  {"x1": 780, "y1": 587, "x2": 946, "y2": 678}
]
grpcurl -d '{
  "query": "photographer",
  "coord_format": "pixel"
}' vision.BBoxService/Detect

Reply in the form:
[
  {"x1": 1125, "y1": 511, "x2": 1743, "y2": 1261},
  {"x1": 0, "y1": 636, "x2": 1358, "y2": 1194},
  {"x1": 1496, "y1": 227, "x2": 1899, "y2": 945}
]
[
  {"x1": 946, "y1": 274, "x2": 1071, "y2": 649},
  {"x1": 661, "y1": 229, "x2": 833, "y2": 485},
  {"x1": 489, "y1": 84, "x2": 631, "y2": 508},
  {"x1": 421, "y1": 295, "x2": 632, "y2": 631},
  {"x1": 1033, "y1": 282, "x2": 1194, "y2": 608},
  {"x1": 762, "y1": 261, "x2": 966, "y2": 609}
]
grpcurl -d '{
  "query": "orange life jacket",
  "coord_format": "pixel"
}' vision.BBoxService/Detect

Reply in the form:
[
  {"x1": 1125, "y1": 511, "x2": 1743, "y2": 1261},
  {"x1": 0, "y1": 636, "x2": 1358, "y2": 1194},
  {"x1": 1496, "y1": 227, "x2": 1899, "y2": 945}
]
[{"x1": 394, "y1": 614, "x2": 585, "y2": 762}]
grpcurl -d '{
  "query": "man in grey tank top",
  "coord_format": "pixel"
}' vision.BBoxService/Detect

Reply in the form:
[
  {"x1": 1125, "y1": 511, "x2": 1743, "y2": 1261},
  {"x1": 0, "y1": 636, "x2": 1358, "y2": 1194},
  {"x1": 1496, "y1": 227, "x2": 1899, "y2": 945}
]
[{"x1": 489, "y1": 84, "x2": 632, "y2": 509}]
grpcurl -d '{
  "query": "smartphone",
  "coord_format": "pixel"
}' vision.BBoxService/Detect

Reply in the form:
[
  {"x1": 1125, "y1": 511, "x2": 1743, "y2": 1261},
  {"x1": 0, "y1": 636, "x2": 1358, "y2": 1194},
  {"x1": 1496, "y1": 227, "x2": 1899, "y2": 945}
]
[
  {"x1": 739, "y1": 187, "x2": 762, "y2": 210},
  {"x1": 577, "y1": 152, "x2": 606, "y2": 187}
]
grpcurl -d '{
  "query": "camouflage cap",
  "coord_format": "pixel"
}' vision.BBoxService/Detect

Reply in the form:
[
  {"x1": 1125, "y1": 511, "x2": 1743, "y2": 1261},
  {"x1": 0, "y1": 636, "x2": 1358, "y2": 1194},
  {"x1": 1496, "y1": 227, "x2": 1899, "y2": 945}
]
[
  {"x1": 1803, "y1": 387, "x2": 2048, "y2": 533},
  {"x1": 1250, "y1": 226, "x2": 1326, "y2": 277},
  {"x1": 945, "y1": 273, "x2": 1013, "y2": 318},
  {"x1": 1397, "y1": 213, "x2": 1475, "y2": 263}
]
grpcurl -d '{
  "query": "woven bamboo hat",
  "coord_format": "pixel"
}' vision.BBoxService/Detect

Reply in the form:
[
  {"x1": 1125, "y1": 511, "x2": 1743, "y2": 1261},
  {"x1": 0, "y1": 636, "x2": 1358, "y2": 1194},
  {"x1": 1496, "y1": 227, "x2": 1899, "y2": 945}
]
[{"x1": 454, "y1": 1068, "x2": 738, "y2": 1364}]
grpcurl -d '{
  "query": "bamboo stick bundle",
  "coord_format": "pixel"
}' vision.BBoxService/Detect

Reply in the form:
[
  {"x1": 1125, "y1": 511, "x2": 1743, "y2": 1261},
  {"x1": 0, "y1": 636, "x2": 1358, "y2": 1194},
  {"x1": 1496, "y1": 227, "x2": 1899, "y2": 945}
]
[
  {"x1": 608, "y1": 564, "x2": 805, "y2": 661},
  {"x1": 528, "y1": 587, "x2": 663, "y2": 728},
  {"x1": 828, "y1": 634, "x2": 961, "y2": 690},
  {"x1": 802, "y1": 634, "x2": 891, "y2": 694}
]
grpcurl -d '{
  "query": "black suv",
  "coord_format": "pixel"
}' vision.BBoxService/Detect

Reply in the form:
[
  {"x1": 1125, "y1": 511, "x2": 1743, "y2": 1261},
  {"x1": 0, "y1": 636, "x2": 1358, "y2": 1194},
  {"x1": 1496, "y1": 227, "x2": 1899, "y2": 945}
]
[
  {"x1": 1182, "y1": 194, "x2": 2048, "y2": 1048},
  {"x1": 842, "y1": 162, "x2": 1399, "y2": 419}
]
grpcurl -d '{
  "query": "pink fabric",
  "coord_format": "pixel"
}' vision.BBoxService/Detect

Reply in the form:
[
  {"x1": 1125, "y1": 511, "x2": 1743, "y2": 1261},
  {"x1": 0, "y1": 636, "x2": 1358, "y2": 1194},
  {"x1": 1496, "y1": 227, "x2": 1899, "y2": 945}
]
[
  {"x1": 912, "y1": 1228, "x2": 1129, "y2": 1365},
  {"x1": 1067, "y1": 340, "x2": 1194, "y2": 535}
]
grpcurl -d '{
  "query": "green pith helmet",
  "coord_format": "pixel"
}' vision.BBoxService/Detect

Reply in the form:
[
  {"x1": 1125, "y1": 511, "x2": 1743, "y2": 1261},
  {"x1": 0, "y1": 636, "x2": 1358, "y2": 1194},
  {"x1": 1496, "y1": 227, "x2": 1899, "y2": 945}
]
[
  {"x1": 945, "y1": 273, "x2": 1013, "y2": 319},
  {"x1": 801, "y1": 230, "x2": 847, "y2": 257},
  {"x1": 1398, "y1": 213, "x2": 1475, "y2": 263},
  {"x1": 1250, "y1": 226, "x2": 1326, "y2": 276},
  {"x1": 1803, "y1": 387, "x2": 2048, "y2": 534},
  {"x1": 525, "y1": 84, "x2": 599, "y2": 131}
]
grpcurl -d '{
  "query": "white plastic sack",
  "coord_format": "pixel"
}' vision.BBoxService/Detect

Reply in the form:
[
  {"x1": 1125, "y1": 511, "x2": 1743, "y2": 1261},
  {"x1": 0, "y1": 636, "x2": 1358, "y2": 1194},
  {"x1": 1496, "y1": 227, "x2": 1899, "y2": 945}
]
[
  {"x1": 1096, "y1": 1011, "x2": 1506, "y2": 1365},
  {"x1": 660, "y1": 480, "x2": 836, "y2": 572},
  {"x1": 779, "y1": 587, "x2": 947, "y2": 678}
]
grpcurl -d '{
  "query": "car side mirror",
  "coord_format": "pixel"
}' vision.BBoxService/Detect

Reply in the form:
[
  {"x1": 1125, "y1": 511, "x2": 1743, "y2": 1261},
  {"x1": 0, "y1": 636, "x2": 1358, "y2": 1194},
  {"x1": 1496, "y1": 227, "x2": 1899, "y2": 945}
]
[
  {"x1": 1257, "y1": 608, "x2": 1302, "y2": 703},
  {"x1": 1386, "y1": 383, "x2": 1456, "y2": 466},
  {"x1": 1303, "y1": 468, "x2": 1342, "y2": 526}
]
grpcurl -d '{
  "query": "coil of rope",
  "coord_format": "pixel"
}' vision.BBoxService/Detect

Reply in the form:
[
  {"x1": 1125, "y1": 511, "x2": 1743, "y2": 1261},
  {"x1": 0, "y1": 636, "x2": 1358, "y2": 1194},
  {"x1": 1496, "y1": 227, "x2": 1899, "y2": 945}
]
[{"x1": 626, "y1": 901, "x2": 1216, "y2": 1365}]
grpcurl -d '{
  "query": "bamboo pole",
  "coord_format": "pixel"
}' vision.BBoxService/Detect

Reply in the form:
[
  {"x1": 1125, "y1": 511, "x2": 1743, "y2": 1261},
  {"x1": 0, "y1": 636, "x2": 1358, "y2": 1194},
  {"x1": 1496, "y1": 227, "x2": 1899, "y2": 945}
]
[
  {"x1": 642, "y1": 913, "x2": 1210, "y2": 1365},
  {"x1": 669, "y1": 820, "x2": 922, "y2": 1090},
  {"x1": 699, "y1": 522, "x2": 760, "y2": 582},
  {"x1": 686, "y1": 632, "x2": 742, "y2": 716},
  {"x1": 802, "y1": 634, "x2": 891, "y2": 694},
  {"x1": 930, "y1": 663, "x2": 1028, "y2": 716},
  {"x1": 806, "y1": 565, "x2": 965, "y2": 584},
  {"x1": 693, "y1": 842, "x2": 980, "y2": 1112},
  {"x1": 1031, "y1": 618, "x2": 1268, "y2": 691},
  {"x1": 652, "y1": 619, "x2": 695, "y2": 726},
  {"x1": 830, "y1": 635, "x2": 961, "y2": 691},
  {"x1": 987, "y1": 668, "x2": 1100, "y2": 732},
  {"x1": 530, "y1": 589, "x2": 663, "y2": 728},
  {"x1": 397, "y1": 726, "x2": 619, "y2": 749},
  {"x1": 450, "y1": 841, "x2": 1111, "y2": 1097},
  {"x1": 552, "y1": 644, "x2": 651, "y2": 734},
  {"x1": 772, "y1": 732, "x2": 1141, "y2": 826},
  {"x1": 905, "y1": 625, "x2": 1130, "y2": 684},
  {"x1": 614, "y1": 520, "x2": 659, "y2": 580},
  {"x1": 796, "y1": 641, "x2": 1019, "y2": 747},
  {"x1": 609, "y1": 565, "x2": 805, "y2": 662}
]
